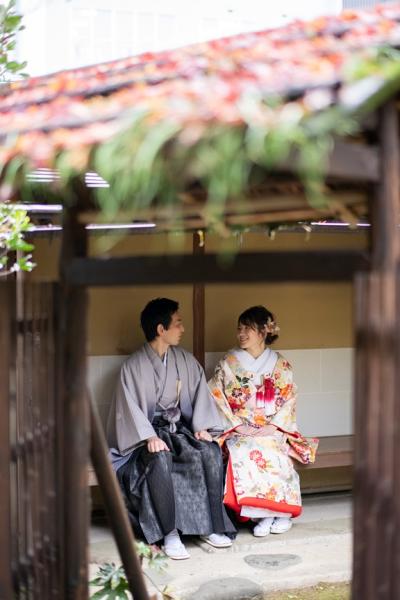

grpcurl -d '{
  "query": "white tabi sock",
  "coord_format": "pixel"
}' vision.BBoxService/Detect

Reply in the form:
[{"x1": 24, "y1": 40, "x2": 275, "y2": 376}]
[{"x1": 163, "y1": 529, "x2": 190, "y2": 560}]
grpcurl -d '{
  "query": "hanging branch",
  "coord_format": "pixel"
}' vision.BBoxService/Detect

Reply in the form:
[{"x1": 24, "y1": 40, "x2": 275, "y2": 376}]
[
  {"x1": 0, "y1": 0, "x2": 28, "y2": 83},
  {"x1": 0, "y1": 204, "x2": 35, "y2": 276},
  {"x1": 0, "y1": 2, "x2": 34, "y2": 276}
]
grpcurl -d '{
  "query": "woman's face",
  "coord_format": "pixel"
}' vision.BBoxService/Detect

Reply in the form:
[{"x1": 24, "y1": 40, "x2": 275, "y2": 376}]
[{"x1": 237, "y1": 321, "x2": 266, "y2": 351}]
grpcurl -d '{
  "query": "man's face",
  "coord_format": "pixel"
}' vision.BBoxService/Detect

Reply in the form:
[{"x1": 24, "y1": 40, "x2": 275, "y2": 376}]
[{"x1": 158, "y1": 311, "x2": 185, "y2": 346}]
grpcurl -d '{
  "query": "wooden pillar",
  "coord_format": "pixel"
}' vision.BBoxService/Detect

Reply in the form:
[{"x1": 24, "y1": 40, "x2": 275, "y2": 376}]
[
  {"x1": 353, "y1": 101, "x2": 400, "y2": 600},
  {"x1": 59, "y1": 192, "x2": 89, "y2": 600},
  {"x1": 0, "y1": 284, "x2": 14, "y2": 599},
  {"x1": 192, "y1": 231, "x2": 205, "y2": 368},
  {"x1": 90, "y1": 395, "x2": 151, "y2": 600}
]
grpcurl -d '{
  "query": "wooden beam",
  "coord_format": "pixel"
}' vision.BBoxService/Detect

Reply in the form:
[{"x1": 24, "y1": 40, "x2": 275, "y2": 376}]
[
  {"x1": 280, "y1": 140, "x2": 379, "y2": 182},
  {"x1": 78, "y1": 191, "x2": 368, "y2": 225},
  {"x1": 65, "y1": 250, "x2": 369, "y2": 286},
  {"x1": 77, "y1": 204, "x2": 368, "y2": 234},
  {"x1": 325, "y1": 140, "x2": 379, "y2": 182},
  {"x1": 192, "y1": 232, "x2": 205, "y2": 368},
  {"x1": 59, "y1": 196, "x2": 90, "y2": 600}
]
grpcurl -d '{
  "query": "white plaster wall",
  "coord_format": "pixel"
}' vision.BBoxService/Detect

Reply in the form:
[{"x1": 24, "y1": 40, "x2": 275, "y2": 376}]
[{"x1": 88, "y1": 348, "x2": 353, "y2": 438}]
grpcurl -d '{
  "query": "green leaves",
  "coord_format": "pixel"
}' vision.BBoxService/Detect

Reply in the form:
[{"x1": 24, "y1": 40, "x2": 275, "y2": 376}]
[
  {"x1": 0, "y1": 205, "x2": 35, "y2": 276},
  {"x1": 91, "y1": 592, "x2": 129, "y2": 600},
  {"x1": 90, "y1": 563, "x2": 130, "y2": 600},
  {"x1": 343, "y1": 45, "x2": 400, "y2": 82},
  {"x1": 0, "y1": 0, "x2": 28, "y2": 83},
  {"x1": 88, "y1": 90, "x2": 358, "y2": 233},
  {"x1": 89, "y1": 544, "x2": 168, "y2": 599},
  {"x1": 2, "y1": 23, "x2": 400, "y2": 240},
  {"x1": 0, "y1": 3, "x2": 33, "y2": 277},
  {"x1": 3, "y1": 14, "x2": 23, "y2": 33},
  {"x1": 135, "y1": 541, "x2": 168, "y2": 572}
]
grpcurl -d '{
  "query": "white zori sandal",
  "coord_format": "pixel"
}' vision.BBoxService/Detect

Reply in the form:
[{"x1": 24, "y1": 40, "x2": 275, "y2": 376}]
[
  {"x1": 253, "y1": 517, "x2": 274, "y2": 537},
  {"x1": 270, "y1": 517, "x2": 292, "y2": 534},
  {"x1": 200, "y1": 533, "x2": 233, "y2": 548},
  {"x1": 162, "y1": 529, "x2": 190, "y2": 560}
]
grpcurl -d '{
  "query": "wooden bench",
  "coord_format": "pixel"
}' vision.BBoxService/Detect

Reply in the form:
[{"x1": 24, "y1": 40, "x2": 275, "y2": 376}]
[
  {"x1": 88, "y1": 434, "x2": 353, "y2": 487},
  {"x1": 296, "y1": 434, "x2": 353, "y2": 470}
]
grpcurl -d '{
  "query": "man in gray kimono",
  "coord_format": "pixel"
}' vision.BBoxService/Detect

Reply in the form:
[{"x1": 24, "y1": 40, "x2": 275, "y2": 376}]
[{"x1": 107, "y1": 297, "x2": 235, "y2": 559}]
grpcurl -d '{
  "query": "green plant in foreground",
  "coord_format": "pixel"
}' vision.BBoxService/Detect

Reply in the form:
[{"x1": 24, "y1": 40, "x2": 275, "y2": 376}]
[
  {"x1": 0, "y1": 205, "x2": 35, "y2": 276},
  {"x1": 90, "y1": 564, "x2": 130, "y2": 600},
  {"x1": 0, "y1": 0, "x2": 28, "y2": 83},
  {"x1": 0, "y1": 2, "x2": 33, "y2": 276},
  {"x1": 90, "y1": 543, "x2": 177, "y2": 600}
]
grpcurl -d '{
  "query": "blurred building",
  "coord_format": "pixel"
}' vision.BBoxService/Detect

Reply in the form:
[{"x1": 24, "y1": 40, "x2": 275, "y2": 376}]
[
  {"x1": 343, "y1": 0, "x2": 391, "y2": 7},
  {"x1": 17, "y1": 0, "x2": 342, "y2": 76}
]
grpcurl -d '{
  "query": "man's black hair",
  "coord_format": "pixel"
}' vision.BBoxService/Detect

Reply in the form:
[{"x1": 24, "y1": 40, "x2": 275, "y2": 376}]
[{"x1": 140, "y1": 298, "x2": 179, "y2": 342}]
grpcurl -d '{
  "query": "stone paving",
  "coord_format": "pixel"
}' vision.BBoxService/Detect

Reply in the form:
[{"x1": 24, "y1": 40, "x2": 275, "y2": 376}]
[{"x1": 89, "y1": 492, "x2": 352, "y2": 600}]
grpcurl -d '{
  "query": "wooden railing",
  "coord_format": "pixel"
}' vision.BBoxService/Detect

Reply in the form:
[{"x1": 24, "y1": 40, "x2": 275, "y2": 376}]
[{"x1": 0, "y1": 282, "x2": 63, "y2": 599}]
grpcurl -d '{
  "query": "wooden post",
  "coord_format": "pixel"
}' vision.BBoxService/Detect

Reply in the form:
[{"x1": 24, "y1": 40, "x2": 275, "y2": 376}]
[
  {"x1": 192, "y1": 232, "x2": 205, "y2": 368},
  {"x1": 59, "y1": 185, "x2": 153, "y2": 600},
  {"x1": 59, "y1": 191, "x2": 90, "y2": 600},
  {"x1": 370, "y1": 104, "x2": 400, "y2": 272},
  {"x1": 0, "y1": 283, "x2": 14, "y2": 599},
  {"x1": 89, "y1": 395, "x2": 151, "y2": 600},
  {"x1": 392, "y1": 271, "x2": 400, "y2": 600},
  {"x1": 353, "y1": 101, "x2": 400, "y2": 600}
]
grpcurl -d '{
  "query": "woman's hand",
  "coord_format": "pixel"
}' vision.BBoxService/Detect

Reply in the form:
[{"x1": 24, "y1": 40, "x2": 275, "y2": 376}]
[
  {"x1": 194, "y1": 430, "x2": 213, "y2": 442},
  {"x1": 147, "y1": 436, "x2": 170, "y2": 453}
]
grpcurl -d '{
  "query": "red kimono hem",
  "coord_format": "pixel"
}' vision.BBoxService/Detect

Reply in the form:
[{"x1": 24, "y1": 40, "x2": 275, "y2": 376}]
[{"x1": 224, "y1": 458, "x2": 302, "y2": 521}]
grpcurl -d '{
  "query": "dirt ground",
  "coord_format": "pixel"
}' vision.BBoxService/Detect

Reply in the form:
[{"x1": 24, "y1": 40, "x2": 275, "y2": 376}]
[{"x1": 264, "y1": 582, "x2": 350, "y2": 600}]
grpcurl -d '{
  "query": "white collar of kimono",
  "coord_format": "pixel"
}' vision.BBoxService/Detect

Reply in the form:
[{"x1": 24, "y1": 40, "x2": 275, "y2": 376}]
[{"x1": 232, "y1": 347, "x2": 278, "y2": 380}]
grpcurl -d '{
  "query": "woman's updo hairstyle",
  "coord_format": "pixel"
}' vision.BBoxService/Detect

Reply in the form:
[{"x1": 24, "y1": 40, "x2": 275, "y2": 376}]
[{"x1": 238, "y1": 305, "x2": 280, "y2": 346}]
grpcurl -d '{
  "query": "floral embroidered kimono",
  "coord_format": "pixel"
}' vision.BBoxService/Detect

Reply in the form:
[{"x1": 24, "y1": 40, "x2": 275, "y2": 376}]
[{"x1": 209, "y1": 348, "x2": 318, "y2": 520}]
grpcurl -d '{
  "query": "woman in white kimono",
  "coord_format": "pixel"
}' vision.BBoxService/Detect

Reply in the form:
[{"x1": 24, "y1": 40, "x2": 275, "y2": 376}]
[{"x1": 208, "y1": 306, "x2": 318, "y2": 537}]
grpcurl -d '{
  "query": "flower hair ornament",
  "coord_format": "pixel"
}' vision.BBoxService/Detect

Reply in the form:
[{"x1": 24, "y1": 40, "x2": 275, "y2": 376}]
[{"x1": 266, "y1": 317, "x2": 280, "y2": 336}]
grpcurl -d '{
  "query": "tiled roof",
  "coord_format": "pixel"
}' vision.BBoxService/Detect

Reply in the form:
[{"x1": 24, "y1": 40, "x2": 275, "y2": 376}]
[{"x1": 1, "y1": 3, "x2": 400, "y2": 212}]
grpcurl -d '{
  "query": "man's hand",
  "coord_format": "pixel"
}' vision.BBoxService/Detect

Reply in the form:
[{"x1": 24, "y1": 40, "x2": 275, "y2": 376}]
[
  {"x1": 147, "y1": 436, "x2": 170, "y2": 453},
  {"x1": 194, "y1": 430, "x2": 212, "y2": 442}
]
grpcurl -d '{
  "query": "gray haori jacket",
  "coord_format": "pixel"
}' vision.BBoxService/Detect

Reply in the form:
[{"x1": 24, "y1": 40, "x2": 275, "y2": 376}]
[{"x1": 107, "y1": 343, "x2": 223, "y2": 469}]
